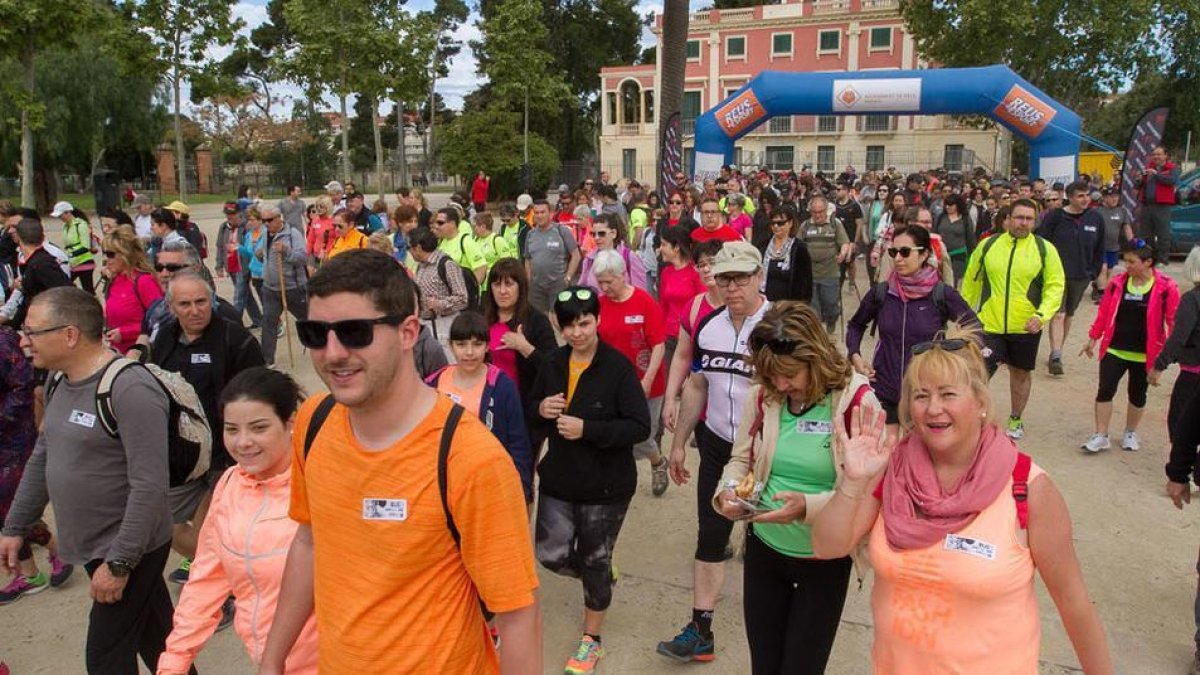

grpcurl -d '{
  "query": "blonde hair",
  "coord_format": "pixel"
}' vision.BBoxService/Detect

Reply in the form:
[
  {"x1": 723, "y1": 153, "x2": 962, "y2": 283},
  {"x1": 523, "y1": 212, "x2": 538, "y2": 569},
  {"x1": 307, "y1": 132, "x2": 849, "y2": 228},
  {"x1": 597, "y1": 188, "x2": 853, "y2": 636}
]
[
  {"x1": 315, "y1": 195, "x2": 333, "y2": 216},
  {"x1": 367, "y1": 232, "x2": 394, "y2": 254},
  {"x1": 102, "y1": 227, "x2": 153, "y2": 276},
  {"x1": 750, "y1": 301, "x2": 851, "y2": 404},
  {"x1": 898, "y1": 324, "x2": 995, "y2": 429}
]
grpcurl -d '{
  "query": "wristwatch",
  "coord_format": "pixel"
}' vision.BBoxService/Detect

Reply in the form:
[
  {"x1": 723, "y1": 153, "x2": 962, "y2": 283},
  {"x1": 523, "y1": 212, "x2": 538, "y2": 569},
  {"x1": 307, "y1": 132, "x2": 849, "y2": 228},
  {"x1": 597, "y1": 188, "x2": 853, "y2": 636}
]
[{"x1": 106, "y1": 559, "x2": 133, "y2": 578}]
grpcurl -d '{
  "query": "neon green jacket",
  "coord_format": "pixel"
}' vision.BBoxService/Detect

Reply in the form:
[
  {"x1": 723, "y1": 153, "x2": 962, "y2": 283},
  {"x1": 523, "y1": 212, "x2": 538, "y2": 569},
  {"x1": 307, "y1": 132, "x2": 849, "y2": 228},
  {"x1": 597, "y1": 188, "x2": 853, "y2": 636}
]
[
  {"x1": 63, "y1": 216, "x2": 95, "y2": 269},
  {"x1": 961, "y1": 232, "x2": 1066, "y2": 334}
]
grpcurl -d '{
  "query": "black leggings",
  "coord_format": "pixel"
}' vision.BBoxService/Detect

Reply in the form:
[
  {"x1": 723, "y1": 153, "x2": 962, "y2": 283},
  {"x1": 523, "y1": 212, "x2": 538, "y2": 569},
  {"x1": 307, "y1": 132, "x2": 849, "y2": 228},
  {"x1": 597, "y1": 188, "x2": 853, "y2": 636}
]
[
  {"x1": 743, "y1": 531, "x2": 852, "y2": 675},
  {"x1": 73, "y1": 269, "x2": 95, "y2": 295},
  {"x1": 535, "y1": 493, "x2": 630, "y2": 612},
  {"x1": 1096, "y1": 353, "x2": 1148, "y2": 407},
  {"x1": 1169, "y1": 371, "x2": 1200, "y2": 482},
  {"x1": 696, "y1": 423, "x2": 734, "y2": 563}
]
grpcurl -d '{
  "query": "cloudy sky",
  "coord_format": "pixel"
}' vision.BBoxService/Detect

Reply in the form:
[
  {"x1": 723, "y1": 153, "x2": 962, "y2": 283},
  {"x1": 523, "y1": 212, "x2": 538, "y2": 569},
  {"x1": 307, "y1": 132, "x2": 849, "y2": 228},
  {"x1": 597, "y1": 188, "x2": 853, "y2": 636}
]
[{"x1": 210, "y1": 0, "x2": 665, "y2": 115}]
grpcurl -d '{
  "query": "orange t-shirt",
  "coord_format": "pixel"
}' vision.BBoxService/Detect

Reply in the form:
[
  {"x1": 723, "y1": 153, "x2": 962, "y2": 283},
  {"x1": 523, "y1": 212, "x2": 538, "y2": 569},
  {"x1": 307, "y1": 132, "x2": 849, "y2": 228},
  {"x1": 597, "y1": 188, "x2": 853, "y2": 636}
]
[
  {"x1": 290, "y1": 394, "x2": 538, "y2": 674},
  {"x1": 435, "y1": 366, "x2": 487, "y2": 417},
  {"x1": 566, "y1": 359, "x2": 590, "y2": 405}
]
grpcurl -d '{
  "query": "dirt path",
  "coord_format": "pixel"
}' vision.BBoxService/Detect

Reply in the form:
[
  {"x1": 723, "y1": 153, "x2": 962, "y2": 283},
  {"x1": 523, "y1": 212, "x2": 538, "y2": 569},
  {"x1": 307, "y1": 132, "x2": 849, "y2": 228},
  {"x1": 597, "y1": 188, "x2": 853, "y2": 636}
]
[{"x1": 3, "y1": 200, "x2": 1195, "y2": 673}]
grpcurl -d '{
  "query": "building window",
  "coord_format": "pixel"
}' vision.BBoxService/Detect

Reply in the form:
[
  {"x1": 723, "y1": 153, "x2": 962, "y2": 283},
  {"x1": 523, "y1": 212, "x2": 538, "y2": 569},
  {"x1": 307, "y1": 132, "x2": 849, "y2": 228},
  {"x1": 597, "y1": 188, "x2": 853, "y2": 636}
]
[
  {"x1": 817, "y1": 115, "x2": 839, "y2": 133},
  {"x1": 726, "y1": 36, "x2": 746, "y2": 59},
  {"x1": 863, "y1": 114, "x2": 891, "y2": 132},
  {"x1": 606, "y1": 93, "x2": 617, "y2": 126},
  {"x1": 623, "y1": 149, "x2": 637, "y2": 181},
  {"x1": 768, "y1": 116, "x2": 792, "y2": 134},
  {"x1": 765, "y1": 145, "x2": 794, "y2": 171},
  {"x1": 869, "y1": 26, "x2": 893, "y2": 50},
  {"x1": 734, "y1": 146, "x2": 745, "y2": 167},
  {"x1": 725, "y1": 87, "x2": 741, "y2": 101},
  {"x1": 687, "y1": 39, "x2": 701, "y2": 61},
  {"x1": 644, "y1": 90, "x2": 655, "y2": 124},
  {"x1": 817, "y1": 146, "x2": 836, "y2": 172},
  {"x1": 818, "y1": 29, "x2": 840, "y2": 53},
  {"x1": 682, "y1": 91, "x2": 701, "y2": 135},
  {"x1": 682, "y1": 148, "x2": 694, "y2": 174},
  {"x1": 943, "y1": 144, "x2": 965, "y2": 172},
  {"x1": 866, "y1": 145, "x2": 886, "y2": 171},
  {"x1": 771, "y1": 32, "x2": 793, "y2": 57},
  {"x1": 620, "y1": 81, "x2": 641, "y2": 126}
]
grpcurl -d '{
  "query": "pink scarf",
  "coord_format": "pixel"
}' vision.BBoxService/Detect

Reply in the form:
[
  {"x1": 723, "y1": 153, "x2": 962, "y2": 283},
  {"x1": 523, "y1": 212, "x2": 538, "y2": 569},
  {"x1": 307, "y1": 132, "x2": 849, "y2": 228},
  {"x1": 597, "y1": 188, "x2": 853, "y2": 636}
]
[
  {"x1": 887, "y1": 266, "x2": 940, "y2": 302},
  {"x1": 881, "y1": 424, "x2": 1017, "y2": 550}
]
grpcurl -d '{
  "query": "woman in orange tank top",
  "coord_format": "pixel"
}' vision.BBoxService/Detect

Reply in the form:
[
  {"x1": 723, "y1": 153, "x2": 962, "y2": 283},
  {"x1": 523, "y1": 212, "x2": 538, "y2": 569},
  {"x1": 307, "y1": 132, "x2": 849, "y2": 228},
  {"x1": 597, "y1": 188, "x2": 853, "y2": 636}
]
[{"x1": 811, "y1": 327, "x2": 1113, "y2": 674}]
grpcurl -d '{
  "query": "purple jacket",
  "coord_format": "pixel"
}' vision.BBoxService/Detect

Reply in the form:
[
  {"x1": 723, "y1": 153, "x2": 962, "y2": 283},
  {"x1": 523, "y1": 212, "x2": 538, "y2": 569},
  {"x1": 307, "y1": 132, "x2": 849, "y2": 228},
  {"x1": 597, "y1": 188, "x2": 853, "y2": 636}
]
[{"x1": 845, "y1": 282, "x2": 978, "y2": 405}]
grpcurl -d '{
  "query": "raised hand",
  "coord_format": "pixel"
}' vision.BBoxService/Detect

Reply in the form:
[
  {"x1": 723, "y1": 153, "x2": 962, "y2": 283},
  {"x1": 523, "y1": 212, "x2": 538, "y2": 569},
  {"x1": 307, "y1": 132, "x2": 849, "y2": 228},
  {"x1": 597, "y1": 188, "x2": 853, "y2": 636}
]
[{"x1": 834, "y1": 404, "x2": 896, "y2": 483}]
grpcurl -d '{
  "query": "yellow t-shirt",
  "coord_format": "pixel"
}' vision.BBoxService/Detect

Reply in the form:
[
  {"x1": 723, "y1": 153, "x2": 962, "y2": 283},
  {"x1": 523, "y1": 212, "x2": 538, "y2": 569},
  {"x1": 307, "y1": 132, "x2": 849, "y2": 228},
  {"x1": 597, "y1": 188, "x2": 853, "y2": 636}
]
[
  {"x1": 566, "y1": 359, "x2": 590, "y2": 406},
  {"x1": 290, "y1": 394, "x2": 538, "y2": 674}
]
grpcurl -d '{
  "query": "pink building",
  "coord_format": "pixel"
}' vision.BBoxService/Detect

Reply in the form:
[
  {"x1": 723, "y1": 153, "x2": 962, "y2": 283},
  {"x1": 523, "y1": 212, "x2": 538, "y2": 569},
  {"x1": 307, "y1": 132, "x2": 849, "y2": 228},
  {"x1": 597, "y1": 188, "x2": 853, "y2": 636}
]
[{"x1": 598, "y1": 0, "x2": 1009, "y2": 186}]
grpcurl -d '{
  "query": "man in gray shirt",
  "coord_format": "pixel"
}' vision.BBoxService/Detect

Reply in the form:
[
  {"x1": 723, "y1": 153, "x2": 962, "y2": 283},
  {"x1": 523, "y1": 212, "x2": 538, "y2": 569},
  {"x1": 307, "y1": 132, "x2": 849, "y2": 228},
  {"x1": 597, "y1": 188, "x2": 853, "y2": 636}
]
[
  {"x1": 523, "y1": 199, "x2": 581, "y2": 313},
  {"x1": 277, "y1": 184, "x2": 306, "y2": 232},
  {"x1": 0, "y1": 286, "x2": 178, "y2": 674}
]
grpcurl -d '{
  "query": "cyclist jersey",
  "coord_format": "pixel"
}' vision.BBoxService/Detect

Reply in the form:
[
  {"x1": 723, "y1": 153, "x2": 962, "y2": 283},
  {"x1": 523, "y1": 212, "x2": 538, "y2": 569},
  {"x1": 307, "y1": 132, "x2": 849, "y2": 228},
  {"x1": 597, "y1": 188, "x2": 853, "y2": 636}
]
[{"x1": 693, "y1": 299, "x2": 770, "y2": 443}]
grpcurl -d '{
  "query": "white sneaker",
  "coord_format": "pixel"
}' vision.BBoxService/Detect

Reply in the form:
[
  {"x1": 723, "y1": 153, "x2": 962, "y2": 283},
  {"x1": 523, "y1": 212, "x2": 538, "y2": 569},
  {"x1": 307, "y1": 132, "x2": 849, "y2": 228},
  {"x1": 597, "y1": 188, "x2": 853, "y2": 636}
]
[
  {"x1": 1122, "y1": 430, "x2": 1140, "y2": 451},
  {"x1": 1081, "y1": 433, "x2": 1111, "y2": 453}
]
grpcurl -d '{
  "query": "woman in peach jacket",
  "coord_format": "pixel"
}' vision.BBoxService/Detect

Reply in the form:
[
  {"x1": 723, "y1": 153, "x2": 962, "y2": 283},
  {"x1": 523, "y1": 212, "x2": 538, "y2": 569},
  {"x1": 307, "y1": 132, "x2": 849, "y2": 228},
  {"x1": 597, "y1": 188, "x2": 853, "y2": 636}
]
[{"x1": 157, "y1": 368, "x2": 318, "y2": 674}]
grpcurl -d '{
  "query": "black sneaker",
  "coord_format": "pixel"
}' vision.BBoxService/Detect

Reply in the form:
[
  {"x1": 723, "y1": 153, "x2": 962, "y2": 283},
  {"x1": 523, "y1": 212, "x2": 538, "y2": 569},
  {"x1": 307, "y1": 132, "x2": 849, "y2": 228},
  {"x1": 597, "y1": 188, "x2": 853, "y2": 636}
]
[
  {"x1": 1048, "y1": 357, "x2": 1064, "y2": 376},
  {"x1": 216, "y1": 595, "x2": 236, "y2": 632},
  {"x1": 168, "y1": 558, "x2": 191, "y2": 585},
  {"x1": 656, "y1": 622, "x2": 715, "y2": 662}
]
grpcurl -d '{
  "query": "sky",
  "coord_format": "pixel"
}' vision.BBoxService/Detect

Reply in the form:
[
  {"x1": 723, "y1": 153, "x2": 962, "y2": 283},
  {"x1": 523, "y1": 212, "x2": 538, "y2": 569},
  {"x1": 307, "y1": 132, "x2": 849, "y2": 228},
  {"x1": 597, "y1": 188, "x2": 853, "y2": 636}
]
[{"x1": 204, "y1": 0, "x2": 665, "y2": 116}]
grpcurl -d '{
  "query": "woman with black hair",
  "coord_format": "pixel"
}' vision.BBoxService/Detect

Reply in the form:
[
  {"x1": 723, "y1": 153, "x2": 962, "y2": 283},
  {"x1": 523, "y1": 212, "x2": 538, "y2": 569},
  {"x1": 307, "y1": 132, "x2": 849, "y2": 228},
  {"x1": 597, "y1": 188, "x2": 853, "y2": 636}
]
[
  {"x1": 757, "y1": 203, "x2": 813, "y2": 303},
  {"x1": 933, "y1": 193, "x2": 976, "y2": 286},
  {"x1": 529, "y1": 286, "x2": 650, "y2": 674}
]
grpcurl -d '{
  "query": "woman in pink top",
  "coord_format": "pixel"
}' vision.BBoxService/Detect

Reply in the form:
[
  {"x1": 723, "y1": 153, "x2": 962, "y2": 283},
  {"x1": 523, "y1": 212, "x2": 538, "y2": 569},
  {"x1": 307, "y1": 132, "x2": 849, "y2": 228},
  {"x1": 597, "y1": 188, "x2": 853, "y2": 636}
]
[
  {"x1": 100, "y1": 227, "x2": 161, "y2": 355},
  {"x1": 662, "y1": 239, "x2": 725, "y2": 434},
  {"x1": 304, "y1": 196, "x2": 335, "y2": 269},
  {"x1": 812, "y1": 328, "x2": 1113, "y2": 675},
  {"x1": 657, "y1": 225, "x2": 705, "y2": 369},
  {"x1": 158, "y1": 368, "x2": 318, "y2": 675},
  {"x1": 726, "y1": 193, "x2": 753, "y2": 239}
]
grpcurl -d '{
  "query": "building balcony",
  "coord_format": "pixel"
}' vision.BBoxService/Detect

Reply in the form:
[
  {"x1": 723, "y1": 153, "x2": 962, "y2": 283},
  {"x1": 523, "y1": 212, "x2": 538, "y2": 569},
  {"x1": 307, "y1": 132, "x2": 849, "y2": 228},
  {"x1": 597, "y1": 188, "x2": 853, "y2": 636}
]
[
  {"x1": 861, "y1": 0, "x2": 900, "y2": 9},
  {"x1": 604, "y1": 122, "x2": 656, "y2": 137},
  {"x1": 811, "y1": 0, "x2": 850, "y2": 14}
]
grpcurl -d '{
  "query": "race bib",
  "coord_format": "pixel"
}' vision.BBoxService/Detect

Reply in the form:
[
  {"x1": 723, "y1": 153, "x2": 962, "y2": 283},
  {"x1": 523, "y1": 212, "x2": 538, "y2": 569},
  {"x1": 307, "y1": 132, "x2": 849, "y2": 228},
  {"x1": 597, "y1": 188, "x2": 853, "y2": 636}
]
[
  {"x1": 362, "y1": 498, "x2": 408, "y2": 521},
  {"x1": 796, "y1": 419, "x2": 833, "y2": 434},
  {"x1": 191, "y1": 353, "x2": 213, "y2": 364},
  {"x1": 625, "y1": 315, "x2": 645, "y2": 325},
  {"x1": 69, "y1": 410, "x2": 97, "y2": 428},
  {"x1": 944, "y1": 534, "x2": 996, "y2": 560}
]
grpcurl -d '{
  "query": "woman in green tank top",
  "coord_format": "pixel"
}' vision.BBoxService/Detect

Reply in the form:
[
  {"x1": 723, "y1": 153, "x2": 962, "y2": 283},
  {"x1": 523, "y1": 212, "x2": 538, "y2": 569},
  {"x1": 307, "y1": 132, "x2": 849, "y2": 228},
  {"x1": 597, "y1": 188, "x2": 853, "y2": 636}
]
[{"x1": 714, "y1": 301, "x2": 880, "y2": 674}]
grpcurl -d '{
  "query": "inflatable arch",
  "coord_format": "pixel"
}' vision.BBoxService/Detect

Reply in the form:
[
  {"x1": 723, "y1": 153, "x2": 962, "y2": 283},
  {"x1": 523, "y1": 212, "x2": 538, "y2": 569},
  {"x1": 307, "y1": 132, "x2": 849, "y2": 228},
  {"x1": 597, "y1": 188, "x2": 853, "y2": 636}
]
[{"x1": 692, "y1": 65, "x2": 1081, "y2": 186}]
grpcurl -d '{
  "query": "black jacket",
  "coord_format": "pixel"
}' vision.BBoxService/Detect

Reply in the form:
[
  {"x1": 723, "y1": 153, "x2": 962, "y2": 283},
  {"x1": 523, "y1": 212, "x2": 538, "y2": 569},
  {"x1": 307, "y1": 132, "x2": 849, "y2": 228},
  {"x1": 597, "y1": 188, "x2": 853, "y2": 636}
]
[
  {"x1": 1156, "y1": 286, "x2": 1200, "y2": 371},
  {"x1": 504, "y1": 308, "x2": 557, "y2": 406},
  {"x1": 529, "y1": 341, "x2": 650, "y2": 504},
  {"x1": 757, "y1": 237, "x2": 813, "y2": 303},
  {"x1": 12, "y1": 247, "x2": 70, "y2": 327},
  {"x1": 150, "y1": 314, "x2": 265, "y2": 467},
  {"x1": 1038, "y1": 207, "x2": 1105, "y2": 281}
]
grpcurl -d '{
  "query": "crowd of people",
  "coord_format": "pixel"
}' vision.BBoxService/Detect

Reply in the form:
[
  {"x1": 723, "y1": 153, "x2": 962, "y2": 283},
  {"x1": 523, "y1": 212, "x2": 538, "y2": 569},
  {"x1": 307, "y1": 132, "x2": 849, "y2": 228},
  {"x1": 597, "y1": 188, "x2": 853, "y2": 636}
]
[{"x1": 0, "y1": 148, "x2": 1197, "y2": 675}]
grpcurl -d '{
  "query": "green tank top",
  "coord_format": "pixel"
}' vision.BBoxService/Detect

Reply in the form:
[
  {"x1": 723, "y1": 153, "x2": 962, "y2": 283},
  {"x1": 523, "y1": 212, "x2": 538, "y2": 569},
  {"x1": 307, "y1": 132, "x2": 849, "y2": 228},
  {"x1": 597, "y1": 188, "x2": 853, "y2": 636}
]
[{"x1": 755, "y1": 394, "x2": 838, "y2": 558}]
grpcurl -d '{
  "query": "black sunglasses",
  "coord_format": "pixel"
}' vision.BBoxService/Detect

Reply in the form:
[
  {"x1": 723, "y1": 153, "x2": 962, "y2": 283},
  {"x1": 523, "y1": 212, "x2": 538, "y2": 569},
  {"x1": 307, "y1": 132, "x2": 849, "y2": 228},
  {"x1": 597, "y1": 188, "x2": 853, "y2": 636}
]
[
  {"x1": 911, "y1": 337, "x2": 968, "y2": 356},
  {"x1": 103, "y1": 250, "x2": 118, "y2": 259},
  {"x1": 154, "y1": 262, "x2": 189, "y2": 273},
  {"x1": 750, "y1": 335, "x2": 799, "y2": 355},
  {"x1": 887, "y1": 246, "x2": 925, "y2": 258},
  {"x1": 295, "y1": 315, "x2": 405, "y2": 349}
]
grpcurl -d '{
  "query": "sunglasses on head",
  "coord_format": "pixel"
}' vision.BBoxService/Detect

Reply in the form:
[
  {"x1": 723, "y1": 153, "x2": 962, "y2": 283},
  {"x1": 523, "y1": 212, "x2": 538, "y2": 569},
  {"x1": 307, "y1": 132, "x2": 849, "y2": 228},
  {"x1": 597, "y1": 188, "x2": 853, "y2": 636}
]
[
  {"x1": 154, "y1": 262, "x2": 188, "y2": 273},
  {"x1": 887, "y1": 246, "x2": 925, "y2": 258},
  {"x1": 911, "y1": 337, "x2": 968, "y2": 356},
  {"x1": 750, "y1": 334, "x2": 799, "y2": 355},
  {"x1": 295, "y1": 315, "x2": 405, "y2": 349},
  {"x1": 557, "y1": 288, "x2": 594, "y2": 302}
]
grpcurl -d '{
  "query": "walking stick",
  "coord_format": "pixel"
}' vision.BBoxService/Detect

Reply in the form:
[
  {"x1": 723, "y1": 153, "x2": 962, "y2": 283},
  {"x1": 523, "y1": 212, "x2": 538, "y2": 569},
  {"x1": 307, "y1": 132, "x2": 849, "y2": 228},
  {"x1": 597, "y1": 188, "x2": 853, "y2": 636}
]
[{"x1": 276, "y1": 244, "x2": 295, "y2": 369}]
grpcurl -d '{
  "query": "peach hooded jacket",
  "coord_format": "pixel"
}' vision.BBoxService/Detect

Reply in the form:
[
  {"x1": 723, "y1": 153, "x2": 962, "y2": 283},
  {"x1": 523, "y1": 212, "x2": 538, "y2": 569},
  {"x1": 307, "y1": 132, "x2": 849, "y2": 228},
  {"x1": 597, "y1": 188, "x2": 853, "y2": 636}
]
[{"x1": 157, "y1": 466, "x2": 318, "y2": 674}]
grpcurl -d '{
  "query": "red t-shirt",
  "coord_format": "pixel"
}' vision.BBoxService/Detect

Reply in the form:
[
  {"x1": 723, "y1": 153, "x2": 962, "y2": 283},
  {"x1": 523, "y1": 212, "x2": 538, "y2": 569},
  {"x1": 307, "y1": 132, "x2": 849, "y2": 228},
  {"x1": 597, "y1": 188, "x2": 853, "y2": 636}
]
[
  {"x1": 471, "y1": 177, "x2": 489, "y2": 203},
  {"x1": 690, "y1": 225, "x2": 743, "y2": 243},
  {"x1": 599, "y1": 288, "x2": 666, "y2": 398},
  {"x1": 658, "y1": 263, "x2": 706, "y2": 338}
]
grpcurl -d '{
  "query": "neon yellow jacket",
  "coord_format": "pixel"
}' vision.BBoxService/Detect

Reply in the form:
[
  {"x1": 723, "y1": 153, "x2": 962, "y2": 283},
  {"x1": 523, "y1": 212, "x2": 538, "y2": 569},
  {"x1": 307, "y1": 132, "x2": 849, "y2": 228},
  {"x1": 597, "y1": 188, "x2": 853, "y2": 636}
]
[
  {"x1": 961, "y1": 232, "x2": 1065, "y2": 335},
  {"x1": 63, "y1": 217, "x2": 95, "y2": 269}
]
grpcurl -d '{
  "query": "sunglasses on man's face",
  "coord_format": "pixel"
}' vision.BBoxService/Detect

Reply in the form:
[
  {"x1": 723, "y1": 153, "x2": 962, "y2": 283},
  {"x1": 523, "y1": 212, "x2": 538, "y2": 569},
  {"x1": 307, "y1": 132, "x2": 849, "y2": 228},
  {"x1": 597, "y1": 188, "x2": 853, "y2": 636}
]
[
  {"x1": 154, "y1": 262, "x2": 188, "y2": 273},
  {"x1": 295, "y1": 315, "x2": 405, "y2": 350}
]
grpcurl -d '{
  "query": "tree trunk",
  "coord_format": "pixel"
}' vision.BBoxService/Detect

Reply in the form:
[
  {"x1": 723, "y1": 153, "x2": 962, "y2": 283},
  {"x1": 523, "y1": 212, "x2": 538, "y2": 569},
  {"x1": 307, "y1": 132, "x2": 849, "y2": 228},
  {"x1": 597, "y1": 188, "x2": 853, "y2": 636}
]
[
  {"x1": 425, "y1": 49, "x2": 439, "y2": 175},
  {"x1": 173, "y1": 49, "x2": 187, "y2": 201},
  {"x1": 340, "y1": 93, "x2": 351, "y2": 181},
  {"x1": 371, "y1": 94, "x2": 385, "y2": 199},
  {"x1": 658, "y1": 0, "x2": 688, "y2": 183},
  {"x1": 19, "y1": 36, "x2": 35, "y2": 208},
  {"x1": 397, "y1": 100, "x2": 408, "y2": 188}
]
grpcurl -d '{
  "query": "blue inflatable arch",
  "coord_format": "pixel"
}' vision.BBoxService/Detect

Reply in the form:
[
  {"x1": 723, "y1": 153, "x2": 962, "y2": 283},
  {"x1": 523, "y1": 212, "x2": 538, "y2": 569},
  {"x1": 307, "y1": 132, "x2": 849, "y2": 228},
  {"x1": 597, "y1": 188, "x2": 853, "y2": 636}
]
[{"x1": 692, "y1": 65, "x2": 1081, "y2": 186}]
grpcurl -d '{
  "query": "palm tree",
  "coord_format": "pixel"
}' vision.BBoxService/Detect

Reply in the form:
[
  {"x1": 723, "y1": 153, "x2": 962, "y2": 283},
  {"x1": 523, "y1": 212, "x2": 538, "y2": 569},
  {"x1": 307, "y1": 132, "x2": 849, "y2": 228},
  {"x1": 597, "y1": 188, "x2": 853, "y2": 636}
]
[{"x1": 658, "y1": 0, "x2": 689, "y2": 185}]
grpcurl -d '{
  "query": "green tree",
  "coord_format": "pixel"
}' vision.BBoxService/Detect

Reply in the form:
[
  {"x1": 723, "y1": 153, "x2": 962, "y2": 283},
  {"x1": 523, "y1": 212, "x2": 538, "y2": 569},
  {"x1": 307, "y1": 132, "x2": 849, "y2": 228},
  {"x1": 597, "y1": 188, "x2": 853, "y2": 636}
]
[
  {"x1": 0, "y1": 0, "x2": 103, "y2": 207},
  {"x1": 441, "y1": 110, "x2": 559, "y2": 197},
  {"x1": 423, "y1": 0, "x2": 469, "y2": 169},
  {"x1": 120, "y1": 0, "x2": 244, "y2": 200}
]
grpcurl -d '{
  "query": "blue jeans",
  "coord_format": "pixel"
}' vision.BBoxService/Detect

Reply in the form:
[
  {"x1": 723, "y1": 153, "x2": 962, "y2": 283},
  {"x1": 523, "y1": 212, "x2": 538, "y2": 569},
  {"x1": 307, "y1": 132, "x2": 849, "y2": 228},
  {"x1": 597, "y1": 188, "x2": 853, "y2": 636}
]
[{"x1": 234, "y1": 272, "x2": 262, "y2": 326}]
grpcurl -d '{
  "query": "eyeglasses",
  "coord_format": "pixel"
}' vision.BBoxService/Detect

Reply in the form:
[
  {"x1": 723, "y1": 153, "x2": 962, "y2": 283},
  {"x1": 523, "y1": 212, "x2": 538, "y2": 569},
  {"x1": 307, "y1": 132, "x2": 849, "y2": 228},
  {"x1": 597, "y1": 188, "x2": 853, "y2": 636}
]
[
  {"x1": 700, "y1": 209, "x2": 721, "y2": 216},
  {"x1": 154, "y1": 262, "x2": 189, "y2": 273},
  {"x1": 887, "y1": 246, "x2": 925, "y2": 258},
  {"x1": 911, "y1": 337, "x2": 968, "y2": 356},
  {"x1": 770, "y1": 219, "x2": 790, "y2": 227},
  {"x1": 715, "y1": 273, "x2": 755, "y2": 288},
  {"x1": 20, "y1": 324, "x2": 70, "y2": 338},
  {"x1": 669, "y1": 200, "x2": 684, "y2": 205},
  {"x1": 750, "y1": 334, "x2": 799, "y2": 355},
  {"x1": 557, "y1": 288, "x2": 594, "y2": 302},
  {"x1": 591, "y1": 230, "x2": 610, "y2": 238},
  {"x1": 295, "y1": 315, "x2": 405, "y2": 349},
  {"x1": 103, "y1": 250, "x2": 118, "y2": 259}
]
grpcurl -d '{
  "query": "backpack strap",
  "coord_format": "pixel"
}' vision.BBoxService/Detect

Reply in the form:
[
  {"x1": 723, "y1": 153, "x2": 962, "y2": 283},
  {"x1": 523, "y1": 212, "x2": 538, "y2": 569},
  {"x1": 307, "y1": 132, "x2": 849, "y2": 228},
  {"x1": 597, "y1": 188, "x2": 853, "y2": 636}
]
[
  {"x1": 439, "y1": 404, "x2": 465, "y2": 548},
  {"x1": 747, "y1": 388, "x2": 766, "y2": 463},
  {"x1": 842, "y1": 384, "x2": 870, "y2": 433},
  {"x1": 931, "y1": 281, "x2": 949, "y2": 325},
  {"x1": 302, "y1": 394, "x2": 338, "y2": 460},
  {"x1": 1012, "y1": 451, "x2": 1032, "y2": 530},
  {"x1": 95, "y1": 358, "x2": 140, "y2": 437}
]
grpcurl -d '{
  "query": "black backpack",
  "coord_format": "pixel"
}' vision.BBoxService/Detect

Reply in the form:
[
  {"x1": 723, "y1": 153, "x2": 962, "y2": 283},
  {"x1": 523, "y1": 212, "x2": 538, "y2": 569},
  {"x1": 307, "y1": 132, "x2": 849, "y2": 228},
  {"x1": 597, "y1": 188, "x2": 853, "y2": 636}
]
[
  {"x1": 302, "y1": 396, "x2": 466, "y2": 547},
  {"x1": 868, "y1": 280, "x2": 950, "y2": 337},
  {"x1": 437, "y1": 236, "x2": 482, "y2": 312}
]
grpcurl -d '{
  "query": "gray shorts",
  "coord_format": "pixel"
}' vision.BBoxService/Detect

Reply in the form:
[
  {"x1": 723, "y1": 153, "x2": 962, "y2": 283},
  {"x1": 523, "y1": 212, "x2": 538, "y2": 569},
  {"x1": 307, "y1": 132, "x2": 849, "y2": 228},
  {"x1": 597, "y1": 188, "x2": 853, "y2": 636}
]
[{"x1": 167, "y1": 468, "x2": 223, "y2": 524}]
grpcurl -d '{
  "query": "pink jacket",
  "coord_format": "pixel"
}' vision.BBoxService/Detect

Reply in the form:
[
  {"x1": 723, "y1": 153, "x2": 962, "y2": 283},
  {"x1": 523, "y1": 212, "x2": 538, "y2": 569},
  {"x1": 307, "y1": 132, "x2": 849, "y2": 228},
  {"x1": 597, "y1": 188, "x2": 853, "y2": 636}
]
[
  {"x1": 105, "y1": 272, "x2": 161, "y2": 354},
  {"x1": 1088, "y1": 269, "x2": 1180, "y2": 372},
  {"x1": 157, "y1": 466, "x2": 318, "y2": 675}
]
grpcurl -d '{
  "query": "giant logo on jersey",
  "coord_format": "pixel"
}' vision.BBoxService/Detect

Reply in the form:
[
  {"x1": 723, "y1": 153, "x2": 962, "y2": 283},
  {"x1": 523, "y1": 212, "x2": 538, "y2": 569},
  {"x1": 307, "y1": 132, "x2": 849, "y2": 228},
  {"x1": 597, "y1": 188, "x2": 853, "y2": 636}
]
[{"x1": 698, "y1": 350, "x2": 754, "y2": 376}]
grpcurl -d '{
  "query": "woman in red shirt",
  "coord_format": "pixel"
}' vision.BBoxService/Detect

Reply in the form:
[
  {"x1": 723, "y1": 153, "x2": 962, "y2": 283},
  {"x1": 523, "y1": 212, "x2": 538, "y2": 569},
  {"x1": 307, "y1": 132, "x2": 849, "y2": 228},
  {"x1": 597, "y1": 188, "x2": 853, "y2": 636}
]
[
  {"x1": 101, "y1": 227, "x2": 162, "y2": 355},
  {"x1": 471, "y1": 171, "x2": 490, "y2": 214}
]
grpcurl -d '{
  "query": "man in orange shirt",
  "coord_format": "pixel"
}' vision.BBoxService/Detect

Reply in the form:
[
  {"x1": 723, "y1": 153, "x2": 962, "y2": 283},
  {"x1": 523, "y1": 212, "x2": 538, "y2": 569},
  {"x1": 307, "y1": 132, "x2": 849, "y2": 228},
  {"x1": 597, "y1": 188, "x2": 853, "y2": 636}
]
[{"x1": 258, "y1": 250, "x2": 542, "y2": 675}]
